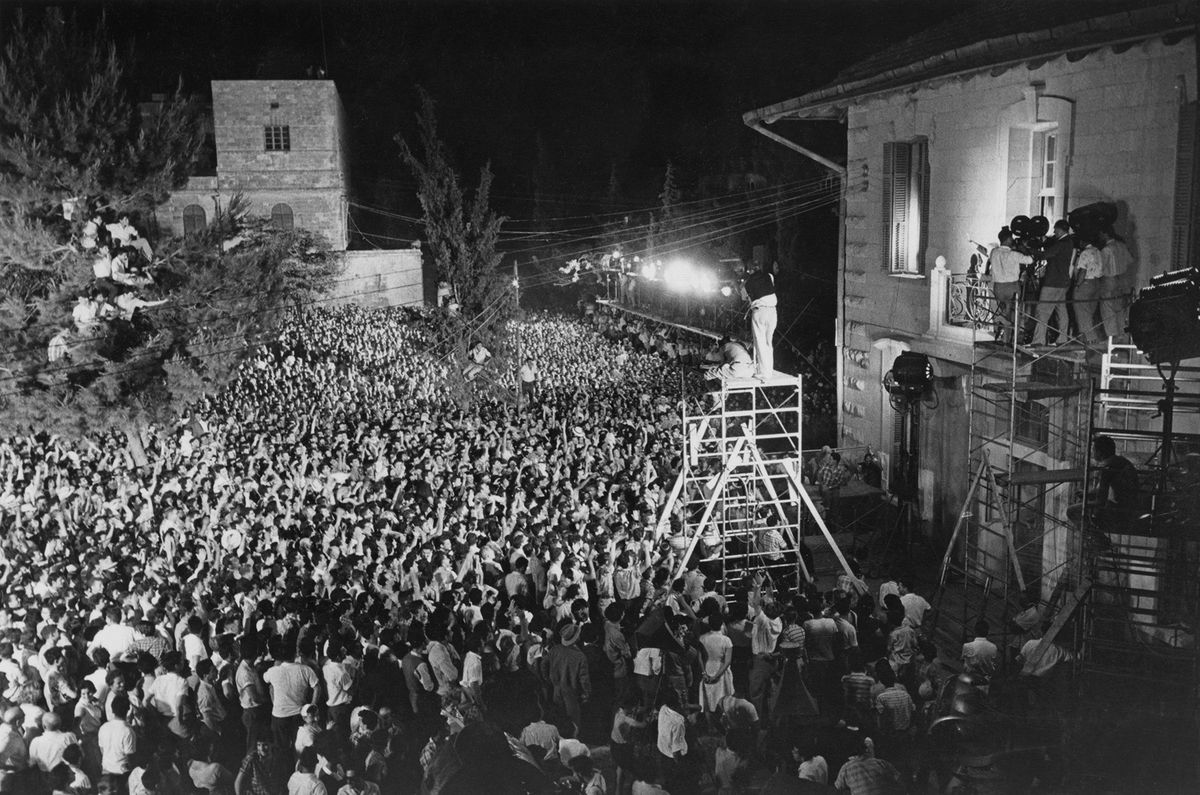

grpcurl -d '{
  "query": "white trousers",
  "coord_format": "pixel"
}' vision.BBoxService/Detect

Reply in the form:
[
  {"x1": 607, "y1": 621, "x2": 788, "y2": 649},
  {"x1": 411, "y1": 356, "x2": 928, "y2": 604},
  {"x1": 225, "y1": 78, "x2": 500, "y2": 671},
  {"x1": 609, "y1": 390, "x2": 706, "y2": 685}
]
[{"x1": 751, "y1": 305, "x2": 777, "y2": 376}]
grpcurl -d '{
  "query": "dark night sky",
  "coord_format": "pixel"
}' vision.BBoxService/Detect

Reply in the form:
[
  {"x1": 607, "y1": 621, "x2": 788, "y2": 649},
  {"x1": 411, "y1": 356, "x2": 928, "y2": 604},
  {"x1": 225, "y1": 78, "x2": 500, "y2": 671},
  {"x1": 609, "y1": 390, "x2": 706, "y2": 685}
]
[{"x1": 6, "y1": 0, "x2": 971, "y2": 219}]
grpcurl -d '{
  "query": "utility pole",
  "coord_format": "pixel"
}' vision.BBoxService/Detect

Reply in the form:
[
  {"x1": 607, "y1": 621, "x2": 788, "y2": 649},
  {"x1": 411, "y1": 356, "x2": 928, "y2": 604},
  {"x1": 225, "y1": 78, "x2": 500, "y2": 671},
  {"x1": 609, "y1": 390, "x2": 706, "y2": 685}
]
[{"x1": 514, "y1": 259, "x2": 522, "y2": 408}]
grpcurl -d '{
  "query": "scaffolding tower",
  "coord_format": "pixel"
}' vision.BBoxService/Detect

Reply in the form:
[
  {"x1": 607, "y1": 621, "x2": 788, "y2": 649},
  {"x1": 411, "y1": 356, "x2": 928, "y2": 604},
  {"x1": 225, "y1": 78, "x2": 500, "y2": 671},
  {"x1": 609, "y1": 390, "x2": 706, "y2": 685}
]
[
  {"x1": 662, "y1": 371, "x2": 856, "y2": 598},
  {"x1": 1077, "y1": 344, "x2": 1200, "y2": 714},
  {"x1": 934, "y1": 293, "x2": 1200, "y2": 718}
]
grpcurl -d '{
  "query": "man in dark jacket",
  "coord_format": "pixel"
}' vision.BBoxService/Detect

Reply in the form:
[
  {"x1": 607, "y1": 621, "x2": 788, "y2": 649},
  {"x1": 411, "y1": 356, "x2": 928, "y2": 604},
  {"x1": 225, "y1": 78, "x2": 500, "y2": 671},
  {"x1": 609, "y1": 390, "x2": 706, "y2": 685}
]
[{"x1": 546, "y1": 623, "x2": 590, "y2": 737}]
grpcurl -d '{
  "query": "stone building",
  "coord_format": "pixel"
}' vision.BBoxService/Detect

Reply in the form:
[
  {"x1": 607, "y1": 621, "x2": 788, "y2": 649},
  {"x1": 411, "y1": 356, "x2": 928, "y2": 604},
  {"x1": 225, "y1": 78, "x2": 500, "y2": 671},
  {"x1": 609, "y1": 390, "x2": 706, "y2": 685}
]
[
  {"x1": 158, "y1": 80, "x2": 425, "y2": 306},
  {"x1": 745, "y1": 1, "x2": 1199, "y2": 543},
  {"x1": 160, "y1": 79, "x2": 350, "y2": 250}
]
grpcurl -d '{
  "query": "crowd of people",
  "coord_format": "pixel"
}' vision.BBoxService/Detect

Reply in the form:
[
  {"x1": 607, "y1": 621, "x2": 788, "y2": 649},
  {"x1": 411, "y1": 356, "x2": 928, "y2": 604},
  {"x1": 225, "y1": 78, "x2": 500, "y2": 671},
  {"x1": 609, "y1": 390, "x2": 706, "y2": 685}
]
[
  {"x1": 2, "y1": 305, "x2": 991, "y2": 794},
  {"x1": 49, "y1": 211, "x2": 167, "y2": 364}
]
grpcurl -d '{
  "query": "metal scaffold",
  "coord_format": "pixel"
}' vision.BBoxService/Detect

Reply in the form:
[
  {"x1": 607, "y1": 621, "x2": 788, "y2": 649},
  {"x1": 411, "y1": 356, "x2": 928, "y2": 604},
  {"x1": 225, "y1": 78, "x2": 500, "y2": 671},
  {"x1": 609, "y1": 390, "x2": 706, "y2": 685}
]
[
  {"x1": 934, "y1": 292, "x2": 1200, "y2": 719},
  {"x1": 661, "y1": 371, "x2": 857, "y2": 597},
  {"x1": 934, "y1": 295, "x2": 1095, "y2": 661}
]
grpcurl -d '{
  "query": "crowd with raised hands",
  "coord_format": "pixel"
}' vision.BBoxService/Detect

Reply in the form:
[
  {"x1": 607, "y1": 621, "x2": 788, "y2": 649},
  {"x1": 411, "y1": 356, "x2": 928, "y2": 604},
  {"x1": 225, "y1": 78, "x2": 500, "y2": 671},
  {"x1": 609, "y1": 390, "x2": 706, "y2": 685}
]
[{"x1": 0, "y1": 305, "x2": 952, "y2": 794}]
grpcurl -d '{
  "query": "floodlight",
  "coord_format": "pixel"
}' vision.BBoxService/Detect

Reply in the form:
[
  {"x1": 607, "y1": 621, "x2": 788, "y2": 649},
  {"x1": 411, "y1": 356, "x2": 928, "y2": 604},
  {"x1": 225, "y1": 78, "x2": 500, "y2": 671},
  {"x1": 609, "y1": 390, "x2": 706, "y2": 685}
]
[
  {"x1": 640, "y1": 261, "x2": 655, "y2": 279},
  {"x1": 664, "y1": 259, "x2": 694, "y2": 292},
  {"x1": 720, "y1": 285, "x2": 733, "y2": 297},
  {"x1": 887, "y1": 352, "x2": 933, "y2": 396},
  {"x1": 1127, "y1": 267, "x2": 1200, "y2": 365}
]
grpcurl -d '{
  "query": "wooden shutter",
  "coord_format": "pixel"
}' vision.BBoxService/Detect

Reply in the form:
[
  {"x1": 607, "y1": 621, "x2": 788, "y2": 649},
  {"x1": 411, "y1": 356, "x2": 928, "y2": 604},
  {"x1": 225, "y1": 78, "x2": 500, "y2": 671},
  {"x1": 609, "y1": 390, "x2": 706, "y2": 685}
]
[
  {"x1": 1172, "y1": 102, "x2": 1197, "y2": 271},
  {"x1": 882, "y1": 141, "x2": 912, "y2": 273},
  {"x1": 882, "y1": 142, "x2": 895, "y2": 272},
  {"x1": 913, "y1": 138, "x2": 930, "y2": 274}
]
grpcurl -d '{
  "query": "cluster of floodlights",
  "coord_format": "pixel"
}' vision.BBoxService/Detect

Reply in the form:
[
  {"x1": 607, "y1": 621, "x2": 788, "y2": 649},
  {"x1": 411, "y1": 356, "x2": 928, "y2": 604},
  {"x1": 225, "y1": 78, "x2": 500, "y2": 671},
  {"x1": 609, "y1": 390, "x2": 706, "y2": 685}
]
[
  {"x1": 1127, "y1": 266, "x2": 1200, "y2": 366},
  {"x1": 639, "y1": 257, "x2": 737, "y2": 297}
]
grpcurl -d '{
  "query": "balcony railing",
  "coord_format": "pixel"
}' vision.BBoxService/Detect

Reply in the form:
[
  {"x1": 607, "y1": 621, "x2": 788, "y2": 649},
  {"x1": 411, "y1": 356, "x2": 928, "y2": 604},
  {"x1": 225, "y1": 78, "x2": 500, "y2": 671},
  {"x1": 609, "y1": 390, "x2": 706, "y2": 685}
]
[{"x1": 947, "y1": 273, "x2": 997, "y2": 329}]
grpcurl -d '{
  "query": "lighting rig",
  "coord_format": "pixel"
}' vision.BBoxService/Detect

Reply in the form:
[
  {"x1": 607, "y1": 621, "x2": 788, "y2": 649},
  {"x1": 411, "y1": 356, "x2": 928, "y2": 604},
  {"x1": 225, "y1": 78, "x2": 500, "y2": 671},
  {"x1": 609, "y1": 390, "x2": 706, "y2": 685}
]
[{"x1": 880, "y1": 351, "x2": 938, "y2": 555}]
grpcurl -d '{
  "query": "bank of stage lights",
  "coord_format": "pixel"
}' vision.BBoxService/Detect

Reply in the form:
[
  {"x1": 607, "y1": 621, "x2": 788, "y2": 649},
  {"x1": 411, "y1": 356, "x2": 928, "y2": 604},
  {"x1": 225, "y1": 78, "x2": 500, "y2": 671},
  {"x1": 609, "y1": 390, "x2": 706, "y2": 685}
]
[
  {"x1": 1127, "y1": 266, "x2": 1200, "y2": 366},
  {"x1": 640, "y1": 257, "x2": 735, "y2": 297}
]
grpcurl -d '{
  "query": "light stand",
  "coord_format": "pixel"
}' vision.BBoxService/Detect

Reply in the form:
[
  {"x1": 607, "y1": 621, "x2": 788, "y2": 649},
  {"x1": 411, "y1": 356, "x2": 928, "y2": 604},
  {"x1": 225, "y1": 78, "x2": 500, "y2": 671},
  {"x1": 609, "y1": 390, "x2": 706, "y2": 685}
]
[{"x1": 878, "y1": 352, "x2": 938, "y2": 562}]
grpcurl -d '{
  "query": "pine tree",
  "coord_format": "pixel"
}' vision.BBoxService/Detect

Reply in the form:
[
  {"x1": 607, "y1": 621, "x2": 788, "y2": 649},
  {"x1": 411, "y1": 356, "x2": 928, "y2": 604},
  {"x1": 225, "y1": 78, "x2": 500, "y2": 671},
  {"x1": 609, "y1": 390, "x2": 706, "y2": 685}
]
[
  {"x1": 0, "y1": 10, "x2": 342, "y2": 451},
  {"x1": 658, "y1": 160, "x2": 682, "y2": 221},
  {"x1": 396, "y1": 89, "x2": 513, "y2": 340}
]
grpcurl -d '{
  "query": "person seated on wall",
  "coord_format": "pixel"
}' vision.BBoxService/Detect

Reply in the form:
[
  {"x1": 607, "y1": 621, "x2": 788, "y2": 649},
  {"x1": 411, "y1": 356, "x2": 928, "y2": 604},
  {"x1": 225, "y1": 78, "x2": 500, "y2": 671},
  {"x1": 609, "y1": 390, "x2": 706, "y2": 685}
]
[
  {"x1": 463, "y1": 340, "x2": 492, "y2": 382},
  {"x1": 106, "y1": 214, "x2": 154, "y2": 263}
]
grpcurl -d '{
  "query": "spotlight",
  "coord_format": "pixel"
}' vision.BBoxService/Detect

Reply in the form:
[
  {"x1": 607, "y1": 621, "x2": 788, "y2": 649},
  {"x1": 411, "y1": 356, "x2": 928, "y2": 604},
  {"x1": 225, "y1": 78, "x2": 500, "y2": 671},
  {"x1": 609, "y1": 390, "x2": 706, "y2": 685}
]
[
  {"x1": 664, "y1": 259, "x2": 694, "y2": 292},
  {"x1": 887, "y1": 351, "x2": 933, "y2": 396},
  {"x1": 511, "y1": 278, "x2": 519, "y2": 288},
  {"x1": 720, "y1": 285, "x2": 733, "y2": 297},
  {"x1": 640, "y1": 261, "x2": 655, "y2": 280},
  {"x1": 1127, "y1": 267, "x2": 1200, "y2": 364}
]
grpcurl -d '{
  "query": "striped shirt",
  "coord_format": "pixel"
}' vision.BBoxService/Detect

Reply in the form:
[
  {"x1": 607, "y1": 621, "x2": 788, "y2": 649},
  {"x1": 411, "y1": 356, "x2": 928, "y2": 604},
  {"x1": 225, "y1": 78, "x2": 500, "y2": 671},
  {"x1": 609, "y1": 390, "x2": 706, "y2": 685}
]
[
  {"x1": 874, "y1": 684, "x2": 915, "y2": 732},
  {"x1": 841, "y1": 672, "x2": 876, "y2": 710}
]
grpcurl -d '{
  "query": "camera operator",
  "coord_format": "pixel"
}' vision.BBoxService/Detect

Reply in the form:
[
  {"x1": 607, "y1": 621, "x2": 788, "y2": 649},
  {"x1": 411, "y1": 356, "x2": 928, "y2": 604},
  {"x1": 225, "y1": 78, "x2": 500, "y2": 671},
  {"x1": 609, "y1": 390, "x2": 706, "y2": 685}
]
[
  {"x1": 1032, "y1": 220, "x2": 1075, "y2": 345},
  {"x1": 986, "y1": 227, "x2": 1033, "y2": 345}
]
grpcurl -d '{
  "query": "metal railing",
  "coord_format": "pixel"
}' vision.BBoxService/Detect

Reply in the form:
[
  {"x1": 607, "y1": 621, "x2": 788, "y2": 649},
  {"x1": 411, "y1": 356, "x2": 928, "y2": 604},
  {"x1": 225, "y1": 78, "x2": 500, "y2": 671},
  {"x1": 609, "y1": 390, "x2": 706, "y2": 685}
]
[{"x1": 947, "y1": 273, "x2": 997, "y2": 328}]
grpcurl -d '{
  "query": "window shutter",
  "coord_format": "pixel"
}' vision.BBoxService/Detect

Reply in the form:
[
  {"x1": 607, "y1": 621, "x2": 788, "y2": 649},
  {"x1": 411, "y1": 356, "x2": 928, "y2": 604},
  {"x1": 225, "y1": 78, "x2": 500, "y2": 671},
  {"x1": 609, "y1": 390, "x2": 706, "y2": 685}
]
[
  {"x1": 1172, "y1": 102, "x2": 1197, "y2": 271},
  {"x1": 913, "y1": 138, "x2": 930, "y2": 273},
  {"x1": 882, "y1": 142, "x2": 895, "y2": 271},
  {"x1": 889, "y1": 145, "x2": 911, "y2": 273}
]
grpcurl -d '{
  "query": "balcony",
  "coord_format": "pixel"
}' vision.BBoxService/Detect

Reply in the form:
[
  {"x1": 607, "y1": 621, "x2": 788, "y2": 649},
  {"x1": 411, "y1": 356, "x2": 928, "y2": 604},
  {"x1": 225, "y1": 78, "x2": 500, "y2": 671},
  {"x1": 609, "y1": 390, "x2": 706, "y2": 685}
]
[
  {"x1": 947, "y1": 273, "x2": 997, "y2": 329},
  {"x1": 927, "y1": 259, "x2": 995, "y2": 347}
]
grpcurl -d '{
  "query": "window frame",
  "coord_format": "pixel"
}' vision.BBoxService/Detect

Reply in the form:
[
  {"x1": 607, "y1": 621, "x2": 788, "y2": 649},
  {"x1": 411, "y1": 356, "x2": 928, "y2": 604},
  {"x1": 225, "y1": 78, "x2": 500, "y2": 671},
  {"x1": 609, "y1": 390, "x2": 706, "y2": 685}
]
[
  {"x1": 182, "y1": 204, "x2": 207, "y2": 237},
  {"x1": 264, "y1": 124, "x2": 291, "y2": 152},
  {"x1": 882, "y1": 138, "x2": 930, "y2": 277},
  {"x1": 270, "y1": 203, "x2": 294, "y2": 231}
]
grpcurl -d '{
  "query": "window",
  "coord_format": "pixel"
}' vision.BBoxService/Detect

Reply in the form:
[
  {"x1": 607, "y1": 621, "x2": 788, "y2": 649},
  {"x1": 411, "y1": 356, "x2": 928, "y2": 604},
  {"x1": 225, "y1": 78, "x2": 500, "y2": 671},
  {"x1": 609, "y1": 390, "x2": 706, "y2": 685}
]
[
  {"x1": 1015, "y1": 398, "x2": 1050, "y2": 447},
  {"x1": 270, "y1": 203, "x2": 294, "y2": 231},
  {"x1": 1034, "y1": 129, "x2": 1063, "y2": 219},
  {"x1": 264, "y1": 125, "x2": 290, "y2": 151},
  {"x1": 882, "y1": 139, "x2": 930, "y2": 275},
  {"x1": 182, "y1": 204, "x2": 206, "y2": 237}
]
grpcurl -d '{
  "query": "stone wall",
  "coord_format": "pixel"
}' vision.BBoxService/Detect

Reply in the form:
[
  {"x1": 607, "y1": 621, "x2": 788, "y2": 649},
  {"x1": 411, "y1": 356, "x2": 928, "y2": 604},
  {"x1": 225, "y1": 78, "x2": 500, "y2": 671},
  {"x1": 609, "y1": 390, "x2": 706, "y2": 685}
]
[
  {"x1": 837, "y1": 36, "x2": 1198, "y2": 538},
  {"x1": 335, "y1": 249, "x2": 426, "y2": 308},
  {"x1": 158, "y1": 80, "x2": 349, "y2": 250}
]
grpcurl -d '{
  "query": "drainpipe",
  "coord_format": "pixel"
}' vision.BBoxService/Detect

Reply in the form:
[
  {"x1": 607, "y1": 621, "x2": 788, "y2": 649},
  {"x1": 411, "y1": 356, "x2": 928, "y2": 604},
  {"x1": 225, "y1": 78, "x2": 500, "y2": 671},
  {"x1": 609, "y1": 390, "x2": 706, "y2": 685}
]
[
  {"x1": 746, "y1": 120, "x2": 846, "y2": 178},
  {"x1": 745, "y1": 118, "x2": 848, "y2": 445}
]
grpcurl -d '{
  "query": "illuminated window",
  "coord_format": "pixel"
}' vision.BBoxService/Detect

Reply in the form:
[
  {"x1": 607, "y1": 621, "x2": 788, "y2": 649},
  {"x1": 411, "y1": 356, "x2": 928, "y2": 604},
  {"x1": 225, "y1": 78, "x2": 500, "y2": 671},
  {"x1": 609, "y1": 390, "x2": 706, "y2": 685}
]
[
  {"x1": 882, "y1": 139, "x2": 930, "y2": 275},
  {"x1": 264, "y1": 125, "x2": 290, "y2": 152},
  {"x1": 182, "y1": 204, "x2": 206, "y2": 237},
  {"x1": 1035, "y1": 129, "x2": 1062, "y2": 219},
  {"x1": 270, "y1": 203, "x2": 294, "y2": 231}
]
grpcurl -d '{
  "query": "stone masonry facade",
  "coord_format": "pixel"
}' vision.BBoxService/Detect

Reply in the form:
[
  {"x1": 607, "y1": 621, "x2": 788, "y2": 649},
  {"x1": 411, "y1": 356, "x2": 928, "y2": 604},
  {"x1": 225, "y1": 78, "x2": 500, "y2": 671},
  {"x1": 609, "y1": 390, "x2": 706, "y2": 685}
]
[{"x1": 159, "y1": 80, "x2": 349, "y2": 250}]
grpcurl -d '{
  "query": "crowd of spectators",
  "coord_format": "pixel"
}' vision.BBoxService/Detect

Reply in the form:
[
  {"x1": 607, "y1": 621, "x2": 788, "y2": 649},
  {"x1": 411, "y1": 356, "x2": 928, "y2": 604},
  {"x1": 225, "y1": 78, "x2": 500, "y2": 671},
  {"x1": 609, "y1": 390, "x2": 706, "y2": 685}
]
[{"x1": 1, "y1": 306, "x2": 959, "y2": 794}]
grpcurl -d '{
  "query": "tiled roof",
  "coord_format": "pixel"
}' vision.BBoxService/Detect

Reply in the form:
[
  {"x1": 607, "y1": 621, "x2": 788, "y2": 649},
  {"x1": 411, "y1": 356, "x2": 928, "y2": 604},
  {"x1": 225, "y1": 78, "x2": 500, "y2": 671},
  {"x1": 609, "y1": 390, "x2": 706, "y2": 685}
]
[{"x1": 746, "y1": 0, "x2": 1198, "y2": 123}]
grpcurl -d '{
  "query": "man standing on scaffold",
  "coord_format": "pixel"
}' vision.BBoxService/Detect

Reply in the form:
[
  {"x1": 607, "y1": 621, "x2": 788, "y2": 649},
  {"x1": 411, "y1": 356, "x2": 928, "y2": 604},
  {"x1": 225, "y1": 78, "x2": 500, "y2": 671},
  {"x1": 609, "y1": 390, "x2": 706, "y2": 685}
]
[{"x1": 744, "y1": 263, "x2": 777, "y2": 379}]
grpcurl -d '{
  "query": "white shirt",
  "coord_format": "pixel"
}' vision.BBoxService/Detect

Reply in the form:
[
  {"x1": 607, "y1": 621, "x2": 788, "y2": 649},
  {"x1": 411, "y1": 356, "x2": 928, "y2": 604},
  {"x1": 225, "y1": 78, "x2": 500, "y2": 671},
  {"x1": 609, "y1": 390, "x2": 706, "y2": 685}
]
[
  {"x1": 107, "y1": 222, "x2": 138, "y2": 246},
  {"x1": 28, "y1": 729, "x2": 77, "y2": 773},
  {"x1": 93, "y1": 254, "x2": 113, "y2": 279},
  {"x1": 656, "y1": 705, "x2": 687, "y2": 757},
  {"x1": 264, "y1": 662, "x2": 318, "y2": 718},
  {"x1": 147, "y1": 671, "x2": 189, "y2": 717},
  {"x1": 73, "y1": 300, "x2": 98, "y2": 328},
  {"x1": 900, "y1": 593, "x2": 931, "y2": 628},
  {"x1": 98, "y1": 719, "x2": 136, "y2": 774},
  {"x1": 91, "y1": 624, "x2": 137, "y2": 658},
  {"x1": 633, "y1": 647, "x2": 662, "y2": 676},
  {"x1": 323, "y1": 659, "x2": 354, "y2": 707},
  {"x1": 961, "y1": 637, "x2": 999, "y2": 676},
  {"x1": 287, "y1": 770, "x2": 327, "y2": 795}
]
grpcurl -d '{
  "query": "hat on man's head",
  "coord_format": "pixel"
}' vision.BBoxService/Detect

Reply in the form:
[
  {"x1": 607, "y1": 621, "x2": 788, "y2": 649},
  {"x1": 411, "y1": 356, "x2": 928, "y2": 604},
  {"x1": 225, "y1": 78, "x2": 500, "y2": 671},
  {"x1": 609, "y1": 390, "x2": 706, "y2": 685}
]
[{"x1": 560, "y1": 623, "x2": 581, "y2": 646}]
